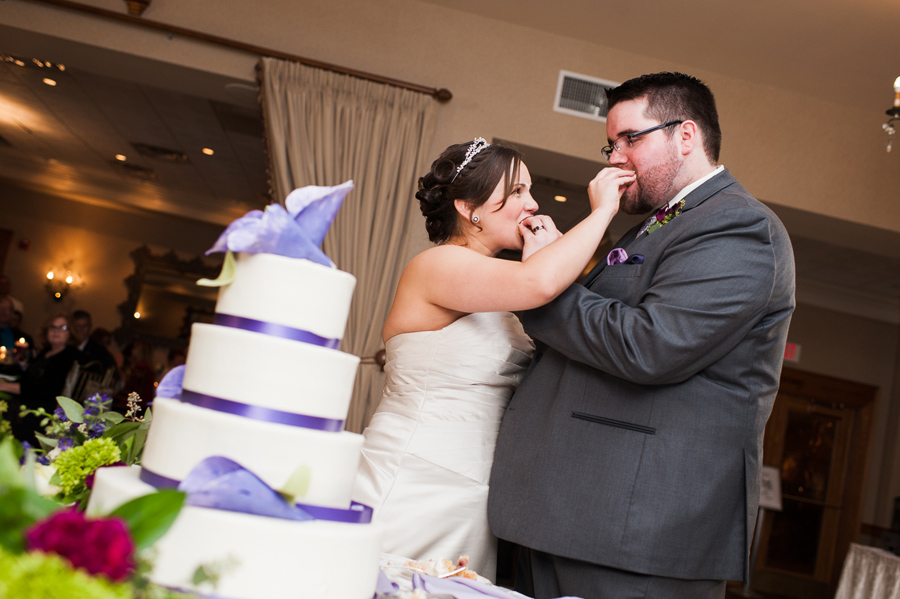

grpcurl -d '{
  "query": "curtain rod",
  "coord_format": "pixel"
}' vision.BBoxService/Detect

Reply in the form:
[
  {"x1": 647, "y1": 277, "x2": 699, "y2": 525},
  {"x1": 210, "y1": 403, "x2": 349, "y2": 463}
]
[{"x1": 25, "y1": 0, "x2": 453, "y2": 101}]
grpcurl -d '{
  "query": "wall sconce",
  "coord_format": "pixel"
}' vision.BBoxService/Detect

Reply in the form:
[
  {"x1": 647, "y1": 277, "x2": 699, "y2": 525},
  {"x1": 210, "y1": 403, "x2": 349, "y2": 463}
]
[
  {"x1": 45, "y1": 260, "x2": 83, "y2": 301},
  {"x1": 882, "y1": 76, "x2": 900, "y2": 152}
]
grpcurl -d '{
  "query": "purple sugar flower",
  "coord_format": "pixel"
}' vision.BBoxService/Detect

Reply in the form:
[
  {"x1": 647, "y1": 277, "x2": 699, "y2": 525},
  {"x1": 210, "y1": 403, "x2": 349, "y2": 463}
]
[{"x1": 206, "y1": 181, "x2": 354, "y2": 268}]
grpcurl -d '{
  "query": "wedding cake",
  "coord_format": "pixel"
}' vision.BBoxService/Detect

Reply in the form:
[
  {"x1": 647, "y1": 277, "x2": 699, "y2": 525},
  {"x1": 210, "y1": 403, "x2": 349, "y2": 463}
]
[{"x1": 87, "y1": 182, "x2": 383, "y2": 599}]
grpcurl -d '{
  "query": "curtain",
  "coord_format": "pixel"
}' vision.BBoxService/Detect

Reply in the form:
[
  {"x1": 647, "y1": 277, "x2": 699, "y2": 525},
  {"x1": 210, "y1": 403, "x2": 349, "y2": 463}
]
[{"x1": 258, "y1": 57, "x2": 438, "y2": 433}]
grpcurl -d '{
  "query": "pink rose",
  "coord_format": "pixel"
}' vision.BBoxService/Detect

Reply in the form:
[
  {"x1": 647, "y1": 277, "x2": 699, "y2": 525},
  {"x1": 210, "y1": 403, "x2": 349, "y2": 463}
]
[{"x1": 25, "y1": 509, "x2": 136, "y2": 581}]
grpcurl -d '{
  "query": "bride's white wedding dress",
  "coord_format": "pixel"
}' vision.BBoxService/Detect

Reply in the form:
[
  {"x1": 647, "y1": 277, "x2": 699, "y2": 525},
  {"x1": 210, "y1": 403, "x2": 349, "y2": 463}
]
[{"x1": 352, "y1": 311, "x2": 534, "y2": 580}]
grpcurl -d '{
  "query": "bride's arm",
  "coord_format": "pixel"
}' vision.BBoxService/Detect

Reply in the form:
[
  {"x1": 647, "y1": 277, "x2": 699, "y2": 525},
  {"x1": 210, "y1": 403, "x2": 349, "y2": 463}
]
[{"x1": 414, "y1": 168, "x2": 633, "y2": 314}]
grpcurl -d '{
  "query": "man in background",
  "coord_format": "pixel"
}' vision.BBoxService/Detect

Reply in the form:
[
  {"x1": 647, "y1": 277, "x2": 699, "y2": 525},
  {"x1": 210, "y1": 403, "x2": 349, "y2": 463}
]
[{"x1": 71, "y1": 309, "x2": 116, "y2": 374}]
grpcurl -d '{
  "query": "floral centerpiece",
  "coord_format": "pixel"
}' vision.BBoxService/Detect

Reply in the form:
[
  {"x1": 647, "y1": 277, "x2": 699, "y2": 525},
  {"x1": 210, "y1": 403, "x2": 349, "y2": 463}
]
[
  {"x1": 0, "y1": 436, "x2": 189, "y2": 599},
  {"x1": 21, "y1": 392, "x2": 150, "y2": 507}
]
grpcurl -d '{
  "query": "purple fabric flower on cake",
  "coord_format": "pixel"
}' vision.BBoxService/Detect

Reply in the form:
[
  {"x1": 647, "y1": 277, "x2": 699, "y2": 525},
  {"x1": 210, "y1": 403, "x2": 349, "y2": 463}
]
[
  {"x1": 156, "y1": 365, "x2": 184, "y2": 400},
  {"x1": 206, "y1": 181, "x2": 354, "y2": 267},
  {"x1": 179, "y1": 456, "x2": 314, "y2": 522}
]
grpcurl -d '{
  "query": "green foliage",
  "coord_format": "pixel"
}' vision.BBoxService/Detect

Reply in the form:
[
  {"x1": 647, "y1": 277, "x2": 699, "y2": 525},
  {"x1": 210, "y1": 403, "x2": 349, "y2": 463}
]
[
  {"x1": 53, "y1": 438, "x2": 122, "y2": 499},
  {"x1": 0, "y1": 439, "x2": 58, "y2": 554},
  {"x1": 110, "y1": 490, "x2": 186, "y2": 552},
  {"x1": 0, "y1": 547, "x2": 133, "y2": 599}
]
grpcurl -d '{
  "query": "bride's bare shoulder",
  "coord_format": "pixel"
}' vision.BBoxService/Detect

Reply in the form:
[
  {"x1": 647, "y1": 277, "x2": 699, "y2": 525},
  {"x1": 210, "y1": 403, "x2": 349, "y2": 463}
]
[{"x1": 406, "y1": 244, "x2": 475, "y2": 271}]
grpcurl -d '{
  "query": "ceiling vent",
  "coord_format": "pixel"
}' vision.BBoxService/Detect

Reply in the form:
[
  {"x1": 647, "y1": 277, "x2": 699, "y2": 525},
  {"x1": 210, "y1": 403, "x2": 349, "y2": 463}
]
[
  {"x1": 110, "y1": 160, "x2": 157, "y2": 181},
  {"x1": 553, "y1": 70, "x2": 619, "y2": 122},
  {"x1": 132, "y1": 143, "x2": 189, "y2": 163}
]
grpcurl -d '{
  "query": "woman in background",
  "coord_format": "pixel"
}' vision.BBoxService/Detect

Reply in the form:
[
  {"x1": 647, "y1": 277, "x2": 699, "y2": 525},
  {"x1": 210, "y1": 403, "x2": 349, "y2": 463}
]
[{"x1": 0, "y1": 313, "x2": 79, "y2": 445}]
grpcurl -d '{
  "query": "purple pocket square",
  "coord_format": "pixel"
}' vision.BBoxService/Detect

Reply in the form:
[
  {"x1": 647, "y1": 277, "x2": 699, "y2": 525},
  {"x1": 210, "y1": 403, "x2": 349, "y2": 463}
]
[{"x1": 606, "y1": 249, "x2": 644, "y2": 265}]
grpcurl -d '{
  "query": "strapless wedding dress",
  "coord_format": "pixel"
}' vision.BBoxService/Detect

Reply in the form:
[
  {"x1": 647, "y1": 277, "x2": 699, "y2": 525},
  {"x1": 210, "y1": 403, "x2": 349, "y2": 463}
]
[{"x1": 352, "y1": 311, "x2": 534, "y2": 581}]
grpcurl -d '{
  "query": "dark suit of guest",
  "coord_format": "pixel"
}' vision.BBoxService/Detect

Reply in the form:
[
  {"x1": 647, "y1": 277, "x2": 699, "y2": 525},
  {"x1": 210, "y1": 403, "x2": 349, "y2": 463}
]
[
  {"x1": 13, "y1": 345, "x2": 80, "y2": 444},
  {"x1": 488, "y1": 169, "x2": 795, "y2": 591},
  {"x1": 77, "y1": 337, "x2": 117, "y2": 374}
]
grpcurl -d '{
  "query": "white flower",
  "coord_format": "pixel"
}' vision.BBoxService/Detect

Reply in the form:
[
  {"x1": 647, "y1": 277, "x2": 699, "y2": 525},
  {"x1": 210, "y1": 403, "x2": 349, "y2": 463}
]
[{"x1": 23, "y1": 462, "x2": 61, "y2": 497}]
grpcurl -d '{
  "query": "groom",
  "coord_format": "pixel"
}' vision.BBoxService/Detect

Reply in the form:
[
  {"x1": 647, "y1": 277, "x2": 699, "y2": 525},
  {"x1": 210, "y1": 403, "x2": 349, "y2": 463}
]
[{"x1": 488, "y1": 72, "x2": 795, "y2": 598}]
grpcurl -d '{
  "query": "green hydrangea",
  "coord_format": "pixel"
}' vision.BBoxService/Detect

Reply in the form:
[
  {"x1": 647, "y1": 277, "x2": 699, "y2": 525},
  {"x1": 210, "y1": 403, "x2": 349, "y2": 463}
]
[
  {"x1": 0, "y1": 547, "x2": 132, "y2": 599},
  {"x1": 52, "y1": 438, "x2": 122, "y2": 496}
]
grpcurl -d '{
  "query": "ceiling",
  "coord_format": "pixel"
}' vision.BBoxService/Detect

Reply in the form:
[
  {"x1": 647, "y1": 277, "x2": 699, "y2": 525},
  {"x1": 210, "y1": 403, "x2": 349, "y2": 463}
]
[
  {"x1": 0, "y1": 2, "x2": 899, "y2": 322},
  {"x1": 418, "y1": 0, "x2": 900, "y2": 116},
  {"x1": 0, "y1": 23, "x2": 269, "y2": 227}
]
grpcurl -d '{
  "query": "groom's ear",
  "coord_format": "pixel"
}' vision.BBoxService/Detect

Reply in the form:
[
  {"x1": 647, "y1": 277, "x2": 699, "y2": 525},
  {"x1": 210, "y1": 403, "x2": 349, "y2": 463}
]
[{"x1": 453, "y1": 199, "x2": 474, "y2": 221}]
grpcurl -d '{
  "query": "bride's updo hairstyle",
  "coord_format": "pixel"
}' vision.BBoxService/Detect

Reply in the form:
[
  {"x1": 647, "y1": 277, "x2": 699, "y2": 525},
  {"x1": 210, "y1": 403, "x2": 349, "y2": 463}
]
[{"x1": 416, "y1": 139, "x2": 524, "y2": 244}]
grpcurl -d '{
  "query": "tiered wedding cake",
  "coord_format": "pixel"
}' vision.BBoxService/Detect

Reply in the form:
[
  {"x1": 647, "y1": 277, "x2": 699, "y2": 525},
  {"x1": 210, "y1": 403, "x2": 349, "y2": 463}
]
[{"x1": 87, "y1": 182, "x2": 383, "y2": 599}]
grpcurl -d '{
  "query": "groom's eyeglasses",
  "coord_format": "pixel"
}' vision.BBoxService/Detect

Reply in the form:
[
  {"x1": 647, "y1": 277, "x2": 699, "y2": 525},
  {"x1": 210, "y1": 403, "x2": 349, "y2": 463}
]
[{"x1": 601, "y1": 120, "x2": 684, "y2": 160}]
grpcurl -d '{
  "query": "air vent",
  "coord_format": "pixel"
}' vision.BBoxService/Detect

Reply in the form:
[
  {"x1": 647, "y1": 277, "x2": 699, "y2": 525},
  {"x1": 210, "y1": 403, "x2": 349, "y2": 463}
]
[
  {"x1": 110, "y1": 161, "x2": 157, "y2": 181},
  {"x1": 132, "y1": 143, "x2": 189, "y2": 163},
  {"x1": 553, "y1": 70, "x2": 619, "y2": 122}
]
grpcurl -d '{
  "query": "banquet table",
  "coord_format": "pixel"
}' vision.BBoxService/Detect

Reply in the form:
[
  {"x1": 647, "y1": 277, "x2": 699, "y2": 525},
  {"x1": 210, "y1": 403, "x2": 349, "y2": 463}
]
[{"x1": 834, "y1": 543, "x2": 900, "y2": 599}]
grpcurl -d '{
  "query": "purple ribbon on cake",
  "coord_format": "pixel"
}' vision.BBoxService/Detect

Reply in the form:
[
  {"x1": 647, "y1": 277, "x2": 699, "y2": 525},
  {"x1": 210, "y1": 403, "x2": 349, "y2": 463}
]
[
  {"x1": 214, "y1": 313, "x2": 339, "y2": 349},
  {"x1": 206, "y1": 181, "x2": 353, "y2": 268},
  {"x1": 143, "y1": 457, "x2": 373, "y2": 524},
  {"x1": 180, "y1": 389, "x2": 345, "y2": 432}
]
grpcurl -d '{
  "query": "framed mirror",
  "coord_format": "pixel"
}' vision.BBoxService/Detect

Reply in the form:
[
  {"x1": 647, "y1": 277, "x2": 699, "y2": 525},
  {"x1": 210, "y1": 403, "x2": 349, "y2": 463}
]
[{"x1": 114, "y1": 246, "x2": 224, "y2": 349}]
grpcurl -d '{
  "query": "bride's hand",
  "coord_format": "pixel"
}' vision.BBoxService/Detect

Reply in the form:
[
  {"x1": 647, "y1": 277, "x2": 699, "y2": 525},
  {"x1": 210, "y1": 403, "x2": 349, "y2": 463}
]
[
  {"x1": 519, "y1": 215, "x2": 561, "y2": 261},
  {"x1": 588, "y1": 168, "x2": 634, "y2": 214}
]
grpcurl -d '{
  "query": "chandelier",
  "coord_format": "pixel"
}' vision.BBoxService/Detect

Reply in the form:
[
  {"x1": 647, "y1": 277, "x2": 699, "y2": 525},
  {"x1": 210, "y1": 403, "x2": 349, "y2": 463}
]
[{"x1": 882, "y1": 77, "x2": 900, "y2": 152}]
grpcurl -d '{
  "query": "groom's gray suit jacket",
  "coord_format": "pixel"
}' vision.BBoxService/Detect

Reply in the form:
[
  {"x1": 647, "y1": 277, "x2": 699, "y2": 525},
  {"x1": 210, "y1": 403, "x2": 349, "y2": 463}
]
[{"x1": 488, "y1": 168, "x2": 795, "y2": 582}]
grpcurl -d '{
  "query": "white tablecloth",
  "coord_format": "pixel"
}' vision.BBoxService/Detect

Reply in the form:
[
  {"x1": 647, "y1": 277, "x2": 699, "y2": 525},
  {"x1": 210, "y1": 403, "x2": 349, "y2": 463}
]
[{"x1": 835, "y1": 543, "x2": 900, "y2": 599}]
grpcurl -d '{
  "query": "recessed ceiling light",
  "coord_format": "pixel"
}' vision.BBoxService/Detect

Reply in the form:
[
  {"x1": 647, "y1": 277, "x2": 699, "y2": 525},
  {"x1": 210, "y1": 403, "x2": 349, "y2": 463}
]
[
  {"x1": 554, "y1": 195, "x2": 567, "y2": 202},
  {"x1": 42, "y1": 78, "x2": 57, "y2": 87},
  {"x1": 202, "y1": 148, "x2": 214, "y2": 156},
  {"x1": 13, "y1": 60, "x2": 24, "y2": 67},
  {"x1": 115, "y1": 154, "x2": 127, "y2": 161}
]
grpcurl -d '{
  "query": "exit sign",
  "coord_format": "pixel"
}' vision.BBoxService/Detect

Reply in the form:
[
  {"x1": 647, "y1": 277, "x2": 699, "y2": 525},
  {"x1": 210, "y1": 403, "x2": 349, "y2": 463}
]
[{"x1": 784, "y1": 342, "x2": 801, "y2": 363}]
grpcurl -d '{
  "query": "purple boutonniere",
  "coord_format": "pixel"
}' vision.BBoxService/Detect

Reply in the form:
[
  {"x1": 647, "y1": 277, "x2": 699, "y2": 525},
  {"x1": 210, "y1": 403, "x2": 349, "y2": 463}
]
[{"x1": 644, "y1": 198, "x2": 686, "y2": 235}]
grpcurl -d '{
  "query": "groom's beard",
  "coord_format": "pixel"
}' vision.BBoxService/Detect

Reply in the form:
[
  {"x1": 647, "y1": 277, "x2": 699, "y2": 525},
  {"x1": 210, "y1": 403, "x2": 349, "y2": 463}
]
[{"x1": 622, "y1": 147, "x2": 680, "y2": 216}]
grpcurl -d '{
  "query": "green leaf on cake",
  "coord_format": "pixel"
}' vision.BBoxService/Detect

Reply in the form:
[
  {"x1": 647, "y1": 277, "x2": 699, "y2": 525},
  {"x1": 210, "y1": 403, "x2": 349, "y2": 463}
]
[
  {"x1": 110, "y1": 489, "x2": 186, "y2": 551},
  {"x1": 279, "y1": 465, "x2": 311, "y2": 504},
  {"x1": 196, "y1": 250, "x2": 236, "y2": 287}
]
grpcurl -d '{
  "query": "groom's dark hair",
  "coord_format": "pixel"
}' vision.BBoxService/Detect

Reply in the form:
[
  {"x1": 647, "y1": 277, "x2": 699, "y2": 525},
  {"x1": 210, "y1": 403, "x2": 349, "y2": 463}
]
[{"x1": 607, "y1": 72, "x2": 722, "y2": 163}]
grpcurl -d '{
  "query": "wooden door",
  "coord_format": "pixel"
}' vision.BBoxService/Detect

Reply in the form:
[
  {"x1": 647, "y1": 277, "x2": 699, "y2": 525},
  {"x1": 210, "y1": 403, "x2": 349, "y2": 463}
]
[{"x1": 750, "y1": 367, "x2": 876, "y2": 599}]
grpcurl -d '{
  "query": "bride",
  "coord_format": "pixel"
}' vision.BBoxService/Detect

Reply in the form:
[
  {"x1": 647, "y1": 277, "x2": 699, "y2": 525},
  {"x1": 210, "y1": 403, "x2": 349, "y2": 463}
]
[{"x1": 352, "y1": 138, "x2": 632, "y2": 579}]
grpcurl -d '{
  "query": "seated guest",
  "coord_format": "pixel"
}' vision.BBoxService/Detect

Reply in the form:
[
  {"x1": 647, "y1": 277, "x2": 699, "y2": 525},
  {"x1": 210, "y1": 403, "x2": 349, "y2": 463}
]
[
  {"x1": 0, "y1": 297, "x2": 33, "y2": 373},
  {"x1": 0, "y1": 274, "x2": 24, "y2": 317},
  {"x1": 113, "y1": 339, "x2": 156, "y2": 413},
  {"x1": 71, "y1": 310, "x2": 117, "y2": 374},
  {"x1": 0, "y1": 313, "x2": 79, "y2": 445}
]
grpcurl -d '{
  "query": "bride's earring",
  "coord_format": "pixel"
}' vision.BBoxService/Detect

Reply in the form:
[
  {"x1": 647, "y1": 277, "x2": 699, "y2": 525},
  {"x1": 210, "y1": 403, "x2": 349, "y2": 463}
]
[{"x1": 472, "y1": 215, "x2": 480, "y2": 224}]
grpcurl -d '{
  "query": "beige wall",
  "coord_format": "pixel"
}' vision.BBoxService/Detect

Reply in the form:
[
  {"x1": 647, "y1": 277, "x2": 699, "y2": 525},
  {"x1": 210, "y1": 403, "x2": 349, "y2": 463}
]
[{"x1": 2, "y1": 0, "x2": 900, "y2": 528}]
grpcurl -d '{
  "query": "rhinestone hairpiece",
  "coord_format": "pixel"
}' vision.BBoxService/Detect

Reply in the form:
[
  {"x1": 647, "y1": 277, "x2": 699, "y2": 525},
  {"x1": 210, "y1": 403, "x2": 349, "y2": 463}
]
[{"x1": 451, "y1": 137, "x2": 490, "y2": 182}]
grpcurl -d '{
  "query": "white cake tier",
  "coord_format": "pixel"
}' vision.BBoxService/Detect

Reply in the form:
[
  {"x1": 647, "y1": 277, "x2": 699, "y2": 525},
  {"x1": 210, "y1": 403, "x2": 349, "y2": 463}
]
[
  {"x1": 183, "y1": 323, "x2": 359, "y2": 420},
  {"x1": 216, "y1": 252, "x2": 356, "y2": 342},
  {"x1": 87, "y1": 466, "x2": 382, "y2": 599},
  {"x1": 142, "y1": 398, "x2": 363, "y2": 508}
]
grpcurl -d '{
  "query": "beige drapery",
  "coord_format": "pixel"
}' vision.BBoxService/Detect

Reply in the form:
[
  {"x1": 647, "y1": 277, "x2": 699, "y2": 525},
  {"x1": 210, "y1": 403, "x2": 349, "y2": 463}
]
[{"x1": 258, "y1": 57, "x2": 437, "y2": 433}]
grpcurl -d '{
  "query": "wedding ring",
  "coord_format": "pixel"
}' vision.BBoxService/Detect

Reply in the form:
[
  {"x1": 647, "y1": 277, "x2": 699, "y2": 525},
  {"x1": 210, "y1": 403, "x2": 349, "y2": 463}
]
[{"x1": 532, "y1": 225, "x2": 545, "y2": 232}]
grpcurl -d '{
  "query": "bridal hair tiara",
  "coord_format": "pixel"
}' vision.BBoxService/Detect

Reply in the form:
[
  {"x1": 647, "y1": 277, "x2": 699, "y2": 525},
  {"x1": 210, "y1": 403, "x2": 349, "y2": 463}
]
[{"x1": 451, "y1": 137, "x2": 490, "y2": 183}]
